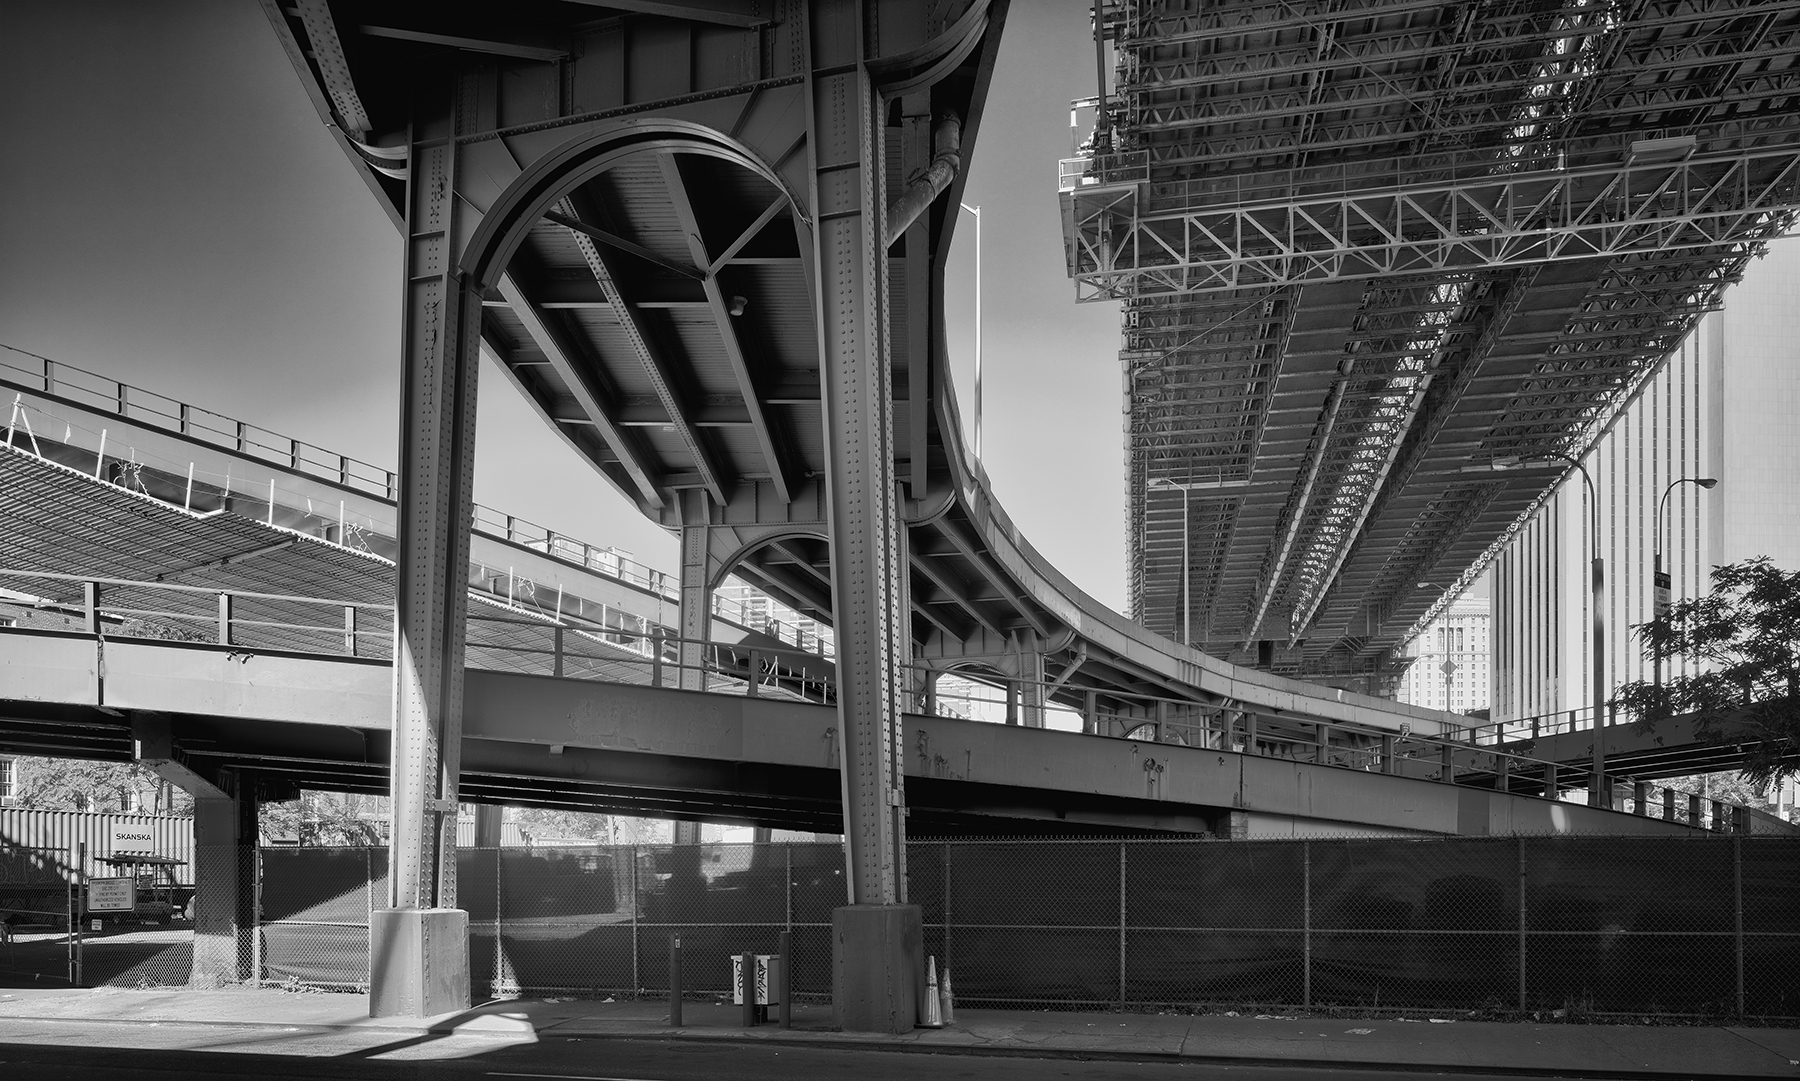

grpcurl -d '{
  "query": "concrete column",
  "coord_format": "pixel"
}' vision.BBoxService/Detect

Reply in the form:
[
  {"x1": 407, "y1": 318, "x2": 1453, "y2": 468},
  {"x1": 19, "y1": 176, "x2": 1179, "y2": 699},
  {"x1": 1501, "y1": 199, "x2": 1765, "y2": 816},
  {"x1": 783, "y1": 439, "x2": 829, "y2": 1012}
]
[
  {"x1": 1380, "y1": 733, "x2": 1395, "y2": 774},
  {"x1": 1004, "y1": 681, "x2": 1019, "y2": 725},
  {"x1": 190, "y1": 771, "x2": 257, "y2": 987},
  {"x1": 473, "y1": 805, "x2": 504, "y2": 848},
  {"x1": 372, "y1": 70, "x2": 482, "y2": 1019},
  {"x1": 1689, "y1": 791, "x2": 1703, "y2": 825},
  {"x1": 809, "y1": 9, "x2": 919, "y2": 1032},
  {"x1": 1244, "y1": 713, "x2": 1258, "y2": 755},
  {"x1": 1082, "y1": 689, "x2": 1098, "y2": 735},
  {"x1": 678, "y1": 490, "x2": 712, "y2": 692},
  {"x1": 1316, "y1": 724, "x2": 1331, "y2": 766},
  {"x1": 1633, "y1": 780, "x2": 1649, "y2": 815}
]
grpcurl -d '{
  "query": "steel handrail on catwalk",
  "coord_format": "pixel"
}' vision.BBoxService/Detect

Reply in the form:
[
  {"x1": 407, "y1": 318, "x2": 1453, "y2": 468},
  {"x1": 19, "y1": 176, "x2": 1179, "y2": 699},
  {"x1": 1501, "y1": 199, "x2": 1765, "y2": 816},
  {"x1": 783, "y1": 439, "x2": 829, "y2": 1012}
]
[
  {"x1": 0, "y1": 567, "x2": 1776, "y2": 834},
  {"x1": 0, "y1": 346, "x2": 831, "y2": 656}
]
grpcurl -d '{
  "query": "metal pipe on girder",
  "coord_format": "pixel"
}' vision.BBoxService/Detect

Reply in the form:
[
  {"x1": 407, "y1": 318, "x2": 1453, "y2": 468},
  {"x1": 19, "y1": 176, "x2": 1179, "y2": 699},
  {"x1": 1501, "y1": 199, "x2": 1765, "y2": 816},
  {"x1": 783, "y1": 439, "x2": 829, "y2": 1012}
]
[{"x1": 884, "y1": 115, "x2": 962, "y2": 247}]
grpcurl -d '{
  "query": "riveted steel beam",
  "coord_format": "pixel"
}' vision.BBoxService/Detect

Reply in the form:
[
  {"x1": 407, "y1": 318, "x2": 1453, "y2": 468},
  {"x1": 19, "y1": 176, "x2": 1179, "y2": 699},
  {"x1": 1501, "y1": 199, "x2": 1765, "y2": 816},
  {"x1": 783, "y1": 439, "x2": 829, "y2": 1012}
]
[
  {"x1": 556, "y1": 195, "x2": 729, "y2": 504},
  {"x1": 658, "y1": 152, "x2": 796, "y2": 504}
]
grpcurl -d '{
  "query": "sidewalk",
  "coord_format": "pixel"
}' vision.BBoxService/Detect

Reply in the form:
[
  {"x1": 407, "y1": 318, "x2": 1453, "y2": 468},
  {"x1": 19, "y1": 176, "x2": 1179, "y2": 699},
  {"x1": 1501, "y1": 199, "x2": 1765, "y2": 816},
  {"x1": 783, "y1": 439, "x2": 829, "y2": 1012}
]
[{"x1": 0, "y1": 986, "x2": 1795, "y2": 1078}]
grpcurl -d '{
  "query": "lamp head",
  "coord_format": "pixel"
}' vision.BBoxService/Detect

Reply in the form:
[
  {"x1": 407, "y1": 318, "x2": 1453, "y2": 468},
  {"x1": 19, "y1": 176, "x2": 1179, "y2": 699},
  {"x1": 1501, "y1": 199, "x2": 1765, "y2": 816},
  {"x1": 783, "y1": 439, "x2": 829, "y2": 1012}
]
[
  {"x1": 1697, "y1": 477, "x2": 1718, "y2": 489},
  {"x1": 1490, "y1": 455, "x2": 1523, "y2": 471}
]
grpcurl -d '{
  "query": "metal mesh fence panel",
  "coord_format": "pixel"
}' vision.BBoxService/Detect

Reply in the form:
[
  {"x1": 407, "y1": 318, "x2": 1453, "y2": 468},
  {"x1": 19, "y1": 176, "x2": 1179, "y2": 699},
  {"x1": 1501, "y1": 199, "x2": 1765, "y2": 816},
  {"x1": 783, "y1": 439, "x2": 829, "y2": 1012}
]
[
  {"x1": 1522, "y1": 836, "x2": 1736, "y2": 1016},
  {"x1": 261, "y1": 847, "x2": 383, "y2": 990},
  {"x1": 498, "y1": 845, "x2": 635, "y2": 995},
  {"x1": 1126, "y1": 840, "x2": 1306, "y2": 1007},
  {"x1": 240, "y1": 835, "x2": 1800, "y2": 1018},
  {"x1": 923, "y1": 841, "x2": 1122, "y2": 1008}
]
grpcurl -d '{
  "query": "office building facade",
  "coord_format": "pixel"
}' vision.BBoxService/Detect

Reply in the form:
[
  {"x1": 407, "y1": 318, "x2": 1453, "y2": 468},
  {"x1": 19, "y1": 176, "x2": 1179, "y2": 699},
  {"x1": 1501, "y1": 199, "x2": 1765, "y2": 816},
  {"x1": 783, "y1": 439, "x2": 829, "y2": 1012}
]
[
  {"x1": 1399, "y1": 596, "x2": 1491, "y2": 714},
  {"x1": 1489, "y1": 238, "x2": 1800, "y2": 721}
]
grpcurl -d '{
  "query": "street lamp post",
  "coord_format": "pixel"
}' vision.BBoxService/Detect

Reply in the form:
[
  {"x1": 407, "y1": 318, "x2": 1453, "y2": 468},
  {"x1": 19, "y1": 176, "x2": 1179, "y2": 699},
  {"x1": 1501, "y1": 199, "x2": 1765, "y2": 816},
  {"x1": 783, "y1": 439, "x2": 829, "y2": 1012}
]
[
  {"x1": 1653, "y1": 477, "x2": 1717, "y2": 707},
  {"x1": 1494, "y1": 452, "x2": 1608, "y2": 807},
  {"x1": 958, "y1": 202, "x2": 982, "y2": 459}
]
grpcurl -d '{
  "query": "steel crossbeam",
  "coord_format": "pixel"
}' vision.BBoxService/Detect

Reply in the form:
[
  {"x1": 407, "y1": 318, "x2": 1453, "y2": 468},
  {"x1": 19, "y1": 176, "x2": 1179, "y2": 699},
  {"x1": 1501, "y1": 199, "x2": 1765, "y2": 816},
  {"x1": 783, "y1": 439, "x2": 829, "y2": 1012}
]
[{"x1": 1070, "y1": 146, "x2": 1800, "y2": 299}]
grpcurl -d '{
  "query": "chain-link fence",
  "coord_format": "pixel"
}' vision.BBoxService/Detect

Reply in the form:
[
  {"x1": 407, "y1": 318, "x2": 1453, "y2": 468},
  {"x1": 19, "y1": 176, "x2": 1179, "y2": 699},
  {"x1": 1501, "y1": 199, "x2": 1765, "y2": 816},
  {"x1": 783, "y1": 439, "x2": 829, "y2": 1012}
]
[
  {"x1": 9, "y1": 836, "x2": 1795, "y2": 1019},
  {"x1": 0, "y1": 843, "x2": 232, "y2": 990},
  {"x1": 246, "y1": 836, "x2": 1800, "y2": 1019},
  {"x1": 912, "y1": 836, "x2": 1800, "y2": 1019},
  {"x1": 258, "y1": 842, "x2": 846, "y2": 1001}
]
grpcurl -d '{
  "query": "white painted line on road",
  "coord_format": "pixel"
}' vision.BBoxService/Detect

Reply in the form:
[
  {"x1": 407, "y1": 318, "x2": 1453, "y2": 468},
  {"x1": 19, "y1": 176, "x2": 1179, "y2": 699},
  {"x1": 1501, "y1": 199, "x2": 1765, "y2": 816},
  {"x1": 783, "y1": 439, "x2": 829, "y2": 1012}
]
[{"x1": 490, "y1": 1074, "x2": 663, "y2": 1081}]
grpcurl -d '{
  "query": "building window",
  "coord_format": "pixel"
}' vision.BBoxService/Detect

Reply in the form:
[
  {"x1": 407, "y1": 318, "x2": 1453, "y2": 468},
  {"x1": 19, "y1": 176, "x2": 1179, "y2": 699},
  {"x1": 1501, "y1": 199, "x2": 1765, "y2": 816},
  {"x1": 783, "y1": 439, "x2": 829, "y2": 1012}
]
[{"x1": 0, "y1": 757, "x2": 12, "y2": 805}]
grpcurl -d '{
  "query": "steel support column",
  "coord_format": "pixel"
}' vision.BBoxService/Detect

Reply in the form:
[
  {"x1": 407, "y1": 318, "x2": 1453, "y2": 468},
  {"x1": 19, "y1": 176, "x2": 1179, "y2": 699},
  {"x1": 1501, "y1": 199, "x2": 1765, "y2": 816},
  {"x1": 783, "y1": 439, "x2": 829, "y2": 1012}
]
[
  {"x1": 372, "y1": 72, "x2": 479, "y2": 1019},
  {"x1": 810, "y1": 23, "x2": 905, "y2": 911},
  {"x1": 808, "y1": 0, "x2": 917, "y2": 1035},
  {"x1": 678, "y1": 490, "x2": 712, "y2": 692}
]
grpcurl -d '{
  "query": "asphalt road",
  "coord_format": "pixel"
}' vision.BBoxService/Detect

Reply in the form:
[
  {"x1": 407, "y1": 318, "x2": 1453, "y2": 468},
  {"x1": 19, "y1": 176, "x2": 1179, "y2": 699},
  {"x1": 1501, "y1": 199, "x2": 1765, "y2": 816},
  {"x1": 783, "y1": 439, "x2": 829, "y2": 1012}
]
[{"x1": 0, "y1": 1018, "x2": 1608, "y2": 1080}]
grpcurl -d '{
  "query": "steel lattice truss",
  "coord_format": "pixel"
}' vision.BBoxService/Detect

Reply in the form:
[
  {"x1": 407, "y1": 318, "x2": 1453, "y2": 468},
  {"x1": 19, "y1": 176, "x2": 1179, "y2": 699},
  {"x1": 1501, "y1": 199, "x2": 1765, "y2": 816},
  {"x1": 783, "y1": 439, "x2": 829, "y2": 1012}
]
[{"x1": 1070, "y1": 0, "x2": 1800, "y2": 687}]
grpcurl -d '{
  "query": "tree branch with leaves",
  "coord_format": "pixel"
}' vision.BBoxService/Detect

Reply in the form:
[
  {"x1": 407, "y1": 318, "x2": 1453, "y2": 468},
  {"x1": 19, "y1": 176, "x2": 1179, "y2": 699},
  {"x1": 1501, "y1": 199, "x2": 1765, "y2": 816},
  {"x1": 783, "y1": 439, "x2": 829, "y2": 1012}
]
[{"x1": 1614, "y1": 556, "x2": 1800, "y2": 791}]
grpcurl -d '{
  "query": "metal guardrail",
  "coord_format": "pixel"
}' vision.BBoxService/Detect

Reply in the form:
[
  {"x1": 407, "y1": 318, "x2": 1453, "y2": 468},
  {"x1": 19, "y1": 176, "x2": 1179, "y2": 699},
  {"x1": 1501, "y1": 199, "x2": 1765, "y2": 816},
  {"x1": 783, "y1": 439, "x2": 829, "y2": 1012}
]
[
  {"x1": 1058, "y1": 150, "x2": 1149, "y2": 192},
  {"x1": 0, "y1": 569, "x2": 1779, "y2": 833},
  {"x1": 0, "y1": 351, "x2": 833, "y2": 659}
]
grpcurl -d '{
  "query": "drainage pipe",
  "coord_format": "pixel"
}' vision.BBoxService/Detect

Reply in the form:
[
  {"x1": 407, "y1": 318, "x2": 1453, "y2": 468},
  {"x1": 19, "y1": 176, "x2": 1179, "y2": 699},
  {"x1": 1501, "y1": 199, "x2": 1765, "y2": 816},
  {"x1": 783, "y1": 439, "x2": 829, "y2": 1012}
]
[{"x1": 885, "y1": 114, "x2": 962, "y2": 247}]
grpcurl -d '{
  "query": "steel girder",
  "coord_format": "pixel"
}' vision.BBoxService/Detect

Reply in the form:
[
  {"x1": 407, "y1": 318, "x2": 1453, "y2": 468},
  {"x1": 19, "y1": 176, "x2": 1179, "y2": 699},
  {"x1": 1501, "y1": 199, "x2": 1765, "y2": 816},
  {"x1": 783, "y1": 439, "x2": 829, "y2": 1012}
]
[
  {"x1": 1068, "y1": 146, "x2": 1800, "y2": 298},
  {"x1": 1082, "y1": 0, "x2": 1800, "y2": 681}
]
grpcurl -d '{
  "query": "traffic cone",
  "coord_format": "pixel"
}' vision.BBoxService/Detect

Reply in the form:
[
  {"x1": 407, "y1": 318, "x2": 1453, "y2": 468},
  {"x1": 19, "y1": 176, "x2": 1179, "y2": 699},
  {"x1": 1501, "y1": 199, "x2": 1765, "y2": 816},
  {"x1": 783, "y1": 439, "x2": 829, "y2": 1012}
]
[
  {"x1": 940, "y1": 964, "x2": 955, "y2": 1025},
  {"x1": 923, "y1": 955, "x2": 944, "y2": 1027}
]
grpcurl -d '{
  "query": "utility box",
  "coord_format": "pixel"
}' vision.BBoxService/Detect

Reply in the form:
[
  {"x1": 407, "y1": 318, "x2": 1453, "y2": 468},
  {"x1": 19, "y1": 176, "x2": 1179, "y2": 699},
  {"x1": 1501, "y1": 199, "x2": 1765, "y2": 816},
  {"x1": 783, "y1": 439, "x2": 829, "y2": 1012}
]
[{"x1": 731, "y1": 953, "x2": 783, "y2": 1005}]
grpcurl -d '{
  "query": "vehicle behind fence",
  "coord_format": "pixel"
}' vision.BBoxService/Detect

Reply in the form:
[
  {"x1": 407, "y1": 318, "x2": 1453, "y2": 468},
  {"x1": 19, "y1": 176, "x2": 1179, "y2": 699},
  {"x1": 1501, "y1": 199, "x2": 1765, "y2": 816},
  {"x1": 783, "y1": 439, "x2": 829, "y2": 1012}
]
[{"x1": 6, "y1": 836, "x2": 1798, "y2": 1020}]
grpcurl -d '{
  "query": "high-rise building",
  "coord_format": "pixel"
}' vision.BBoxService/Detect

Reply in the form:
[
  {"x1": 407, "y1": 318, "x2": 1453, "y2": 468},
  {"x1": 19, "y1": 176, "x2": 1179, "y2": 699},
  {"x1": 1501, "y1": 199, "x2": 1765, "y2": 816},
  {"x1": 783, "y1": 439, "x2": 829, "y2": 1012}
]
[
  {"x1": 1398, "y1": 596, "x2": 1490, "y2": 714},
  {"x1": 1488, "y1": 237, "x2": 1800, "y2": 721}
]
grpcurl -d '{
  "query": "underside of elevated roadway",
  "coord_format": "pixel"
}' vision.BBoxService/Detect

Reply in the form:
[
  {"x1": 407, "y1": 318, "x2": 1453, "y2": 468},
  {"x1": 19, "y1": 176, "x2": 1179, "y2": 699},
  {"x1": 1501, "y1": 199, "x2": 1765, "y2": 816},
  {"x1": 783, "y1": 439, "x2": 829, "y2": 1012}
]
[
  {"x1": 1076, "y1": 0, "x2": 1800, "y2": 691},
  {"x1": 0, "y1": 625, "x2": 1705, "y2": 840}
]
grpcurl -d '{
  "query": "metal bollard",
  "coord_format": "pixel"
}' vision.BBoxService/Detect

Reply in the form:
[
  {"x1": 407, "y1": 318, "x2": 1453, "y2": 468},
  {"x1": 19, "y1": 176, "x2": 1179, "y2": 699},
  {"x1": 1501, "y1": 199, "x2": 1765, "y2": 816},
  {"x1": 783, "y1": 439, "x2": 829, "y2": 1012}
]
[
  {"x1": 778, "y1": 930, "x2": 791, "y2": 1029},
  {"x1": 741, "y1": 951, "x2": 758, "y2": 1027},
  {"x1": 669, "y1": 934, "x2": 682, "y2": 1027}
]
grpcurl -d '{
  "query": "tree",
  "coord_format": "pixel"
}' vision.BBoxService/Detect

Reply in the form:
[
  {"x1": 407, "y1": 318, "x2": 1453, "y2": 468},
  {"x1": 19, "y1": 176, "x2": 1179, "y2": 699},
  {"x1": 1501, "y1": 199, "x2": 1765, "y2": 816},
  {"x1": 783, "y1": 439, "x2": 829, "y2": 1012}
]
[
  {"x1": 259, "y1": 791, "x2": 386, "y2": 847},
  {"x1": 10, "y1": 756, "x2": 194, "y2": 814},
  {"x1": 1614, "y1": 556, "x2": 1800, "y2": 791}
]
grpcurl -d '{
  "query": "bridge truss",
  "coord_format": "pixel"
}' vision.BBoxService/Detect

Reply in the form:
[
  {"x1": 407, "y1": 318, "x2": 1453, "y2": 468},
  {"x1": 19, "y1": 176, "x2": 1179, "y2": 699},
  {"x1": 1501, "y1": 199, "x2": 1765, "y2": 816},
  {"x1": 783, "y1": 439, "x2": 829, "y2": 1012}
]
[{"x1": 1065, "y1": 0, "x2": 1800, "y2": 689}]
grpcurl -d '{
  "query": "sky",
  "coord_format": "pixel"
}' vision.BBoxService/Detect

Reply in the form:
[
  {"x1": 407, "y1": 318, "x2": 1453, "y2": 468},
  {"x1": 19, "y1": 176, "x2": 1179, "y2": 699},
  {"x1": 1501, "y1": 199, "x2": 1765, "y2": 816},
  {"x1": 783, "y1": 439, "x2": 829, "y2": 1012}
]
[{"x1": 0, "y1": 0, "x2": 1128, "y2": 609}]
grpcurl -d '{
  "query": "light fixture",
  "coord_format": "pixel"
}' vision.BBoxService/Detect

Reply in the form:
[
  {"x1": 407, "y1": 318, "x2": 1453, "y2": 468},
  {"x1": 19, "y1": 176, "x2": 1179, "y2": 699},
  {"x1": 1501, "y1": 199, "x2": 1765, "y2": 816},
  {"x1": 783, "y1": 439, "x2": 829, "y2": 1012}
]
[
  {"x1": 728, "y1": 295, "x2": 748, "y2": 316},
  {"x1": 1697, "y1": 477, "x2": 1718, "y2": 489}
]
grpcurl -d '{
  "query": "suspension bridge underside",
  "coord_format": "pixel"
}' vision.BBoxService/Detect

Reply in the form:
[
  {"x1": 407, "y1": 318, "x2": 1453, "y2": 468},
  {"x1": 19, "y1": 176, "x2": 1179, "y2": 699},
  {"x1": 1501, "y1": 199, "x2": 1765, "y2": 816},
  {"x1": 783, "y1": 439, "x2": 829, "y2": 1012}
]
[{"x1": 1066, "y1": 0, "x2": 1800, "y2": 689}]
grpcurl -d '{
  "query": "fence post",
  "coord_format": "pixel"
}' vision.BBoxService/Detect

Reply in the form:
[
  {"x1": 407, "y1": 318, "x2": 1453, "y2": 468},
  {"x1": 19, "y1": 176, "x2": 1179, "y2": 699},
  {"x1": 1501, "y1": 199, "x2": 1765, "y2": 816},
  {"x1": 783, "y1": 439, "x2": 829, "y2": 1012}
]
[
  {"x1": 1302, "y1": 840, "x2": 1312, "y2": 1008},
  {"x1": 553, "y1": 625, "x2": 564, "y2": 678},
  {"x1": 251, "y1": 846, "x2": 263, "y2": 987},
  {"x1": 1735, "y1": 834, "x2": 1745, "y2": 1019},
  {"x1": 943, "y1": 843, "x2": 952, "y2": 997},
  {"x1": 669, "y1": 933, "x2": 683, "y2": 1027},
  {"x1": 778, "y1": 928, "x2": 792, "y2": 1029},
  {"x1": 1118, "y1": 842, "x2": 1127, "y2": 1010},
  {"x1": 343, "y1": 606, "x2": 358, "y2": 657},
  {"x1": 1517, "y1": 835, "x2": 1527, "y2": 1011},
  {"x1": 494, "y1": 844, "x2": 504, "y2": 1000},
  {"x1": 630, "y1": 844, "x2": 639, "y2": 994}
]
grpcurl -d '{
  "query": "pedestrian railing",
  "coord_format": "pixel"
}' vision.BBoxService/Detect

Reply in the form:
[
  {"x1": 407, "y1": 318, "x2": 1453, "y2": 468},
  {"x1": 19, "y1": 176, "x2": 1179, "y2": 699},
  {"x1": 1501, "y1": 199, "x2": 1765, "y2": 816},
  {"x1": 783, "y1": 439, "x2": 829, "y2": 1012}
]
[
  {"x1": 1, "y1": 567, "x2": 1785, "y2": 833},
  {"x1": 1, "y1": 350, "x2": 832, "y2": 658}
]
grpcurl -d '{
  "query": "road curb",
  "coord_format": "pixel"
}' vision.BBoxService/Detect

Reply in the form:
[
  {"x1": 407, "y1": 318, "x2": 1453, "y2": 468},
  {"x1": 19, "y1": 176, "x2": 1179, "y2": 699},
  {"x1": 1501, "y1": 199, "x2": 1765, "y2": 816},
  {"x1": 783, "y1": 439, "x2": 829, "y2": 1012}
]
[{"x1": 0, "y1": 1010, "x2": 1788, "y2": 1080}]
